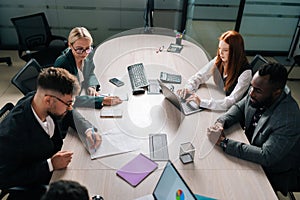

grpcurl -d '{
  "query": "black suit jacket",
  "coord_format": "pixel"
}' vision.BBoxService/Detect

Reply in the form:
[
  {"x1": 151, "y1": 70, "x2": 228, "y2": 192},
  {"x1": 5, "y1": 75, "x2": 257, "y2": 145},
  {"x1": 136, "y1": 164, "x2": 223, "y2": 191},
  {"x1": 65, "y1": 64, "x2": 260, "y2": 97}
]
[{"x1": 0, "y1": 92, "x2": 93, "y2": 188}]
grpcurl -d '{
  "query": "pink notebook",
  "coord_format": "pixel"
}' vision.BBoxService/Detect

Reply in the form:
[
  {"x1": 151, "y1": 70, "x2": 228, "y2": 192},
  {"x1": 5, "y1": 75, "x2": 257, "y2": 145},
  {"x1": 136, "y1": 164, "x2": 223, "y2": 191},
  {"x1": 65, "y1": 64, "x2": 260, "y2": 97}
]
[{"x1": 116, "y1": 153, "x2": 158, "y2": 187}]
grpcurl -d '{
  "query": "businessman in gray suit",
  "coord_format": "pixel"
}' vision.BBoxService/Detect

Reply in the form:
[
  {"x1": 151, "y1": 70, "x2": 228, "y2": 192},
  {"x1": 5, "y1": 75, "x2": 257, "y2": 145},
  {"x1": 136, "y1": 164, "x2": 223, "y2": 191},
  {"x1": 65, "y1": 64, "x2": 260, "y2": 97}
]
[{"x1": 207, "y1": 62, "x2": 300, "y2": 194}]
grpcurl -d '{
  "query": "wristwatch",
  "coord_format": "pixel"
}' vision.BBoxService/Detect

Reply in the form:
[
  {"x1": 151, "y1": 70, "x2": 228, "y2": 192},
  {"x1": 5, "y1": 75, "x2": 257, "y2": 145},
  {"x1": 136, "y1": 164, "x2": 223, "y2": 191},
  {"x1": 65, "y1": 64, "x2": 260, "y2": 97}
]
[{"x1": 220, "y1": 138, "x2": 229, "y2": 152}]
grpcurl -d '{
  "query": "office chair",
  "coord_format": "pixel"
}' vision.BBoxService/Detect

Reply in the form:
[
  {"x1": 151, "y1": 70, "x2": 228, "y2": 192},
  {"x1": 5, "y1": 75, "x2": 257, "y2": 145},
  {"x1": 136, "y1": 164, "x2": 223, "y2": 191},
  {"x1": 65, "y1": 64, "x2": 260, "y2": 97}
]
[
  {"x1": 287, "y1": 54, "x2": 300, "y2": 81},
  {"x1": 11, "y1": 58, "x2": 42, "y2": 95},
  {"x1": 0, "y1": 56, "x2": 12, "y2": 66},
  {"x1": 11, "y1": 12, "x2": 67, "y2": 68},
  {"x1": 0, "y1": 38, "x2": 12, "y2": 66},
  {"x1": 250, "y1": 54, "x2": 268, "y2": 74}
]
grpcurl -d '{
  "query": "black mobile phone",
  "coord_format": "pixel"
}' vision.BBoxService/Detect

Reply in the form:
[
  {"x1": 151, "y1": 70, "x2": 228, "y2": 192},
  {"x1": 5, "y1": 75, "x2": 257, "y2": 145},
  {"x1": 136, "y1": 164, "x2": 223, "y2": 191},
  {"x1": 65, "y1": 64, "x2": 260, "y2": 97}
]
[{"x1": 109, "y1": 78, "x2": 124, "y2": 87}]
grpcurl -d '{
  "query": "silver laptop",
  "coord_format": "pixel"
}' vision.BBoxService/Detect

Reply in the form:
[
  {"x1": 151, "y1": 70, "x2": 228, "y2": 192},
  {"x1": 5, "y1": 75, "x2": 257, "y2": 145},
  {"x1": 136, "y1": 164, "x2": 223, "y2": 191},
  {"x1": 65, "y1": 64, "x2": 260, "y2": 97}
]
[
  {"x1": 134, "y1": 161, "x2": 197, "y2": 200},
  {"x1": 158, "y1": 80, "x2": 202, "y2": 116}
]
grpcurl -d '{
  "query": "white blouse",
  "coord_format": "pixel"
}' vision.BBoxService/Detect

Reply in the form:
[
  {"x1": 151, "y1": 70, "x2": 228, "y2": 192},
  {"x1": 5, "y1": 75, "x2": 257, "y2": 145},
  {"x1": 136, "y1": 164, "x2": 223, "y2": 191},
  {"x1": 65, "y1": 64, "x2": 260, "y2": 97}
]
[{"x1": 185, "y1": 57, "x2": 252, "y2": 111}]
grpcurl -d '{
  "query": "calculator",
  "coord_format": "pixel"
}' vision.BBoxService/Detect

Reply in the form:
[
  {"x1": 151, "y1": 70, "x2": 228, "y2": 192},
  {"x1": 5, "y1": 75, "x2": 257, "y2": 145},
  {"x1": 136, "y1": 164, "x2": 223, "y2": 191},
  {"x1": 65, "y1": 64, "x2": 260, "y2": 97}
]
[{"x1": 160, "y1": 72, "x2": 182, "y2": 84}]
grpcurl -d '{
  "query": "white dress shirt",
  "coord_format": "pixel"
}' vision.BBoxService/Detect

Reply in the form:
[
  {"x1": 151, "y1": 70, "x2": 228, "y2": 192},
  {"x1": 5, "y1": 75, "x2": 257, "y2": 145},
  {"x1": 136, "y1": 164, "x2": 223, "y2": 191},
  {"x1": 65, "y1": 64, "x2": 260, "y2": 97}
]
[
  {"x1": 31, "y1": 106, "x2": 55, "y2": 172},
  {"x1": 185, "y1": 57, "x2": 252, "y2": 111}
]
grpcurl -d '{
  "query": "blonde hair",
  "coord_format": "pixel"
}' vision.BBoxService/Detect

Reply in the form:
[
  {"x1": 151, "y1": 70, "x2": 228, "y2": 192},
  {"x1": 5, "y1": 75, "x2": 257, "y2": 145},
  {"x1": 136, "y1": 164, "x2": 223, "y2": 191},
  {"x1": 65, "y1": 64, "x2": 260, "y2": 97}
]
[{"x1": 68, "y1": 27, "x2": 93, "y2": 45}]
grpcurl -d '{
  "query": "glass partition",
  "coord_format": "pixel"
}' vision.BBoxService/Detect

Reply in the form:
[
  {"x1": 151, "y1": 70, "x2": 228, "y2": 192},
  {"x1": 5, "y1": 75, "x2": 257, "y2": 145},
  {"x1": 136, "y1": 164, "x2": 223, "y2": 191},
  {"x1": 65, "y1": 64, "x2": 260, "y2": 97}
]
[
  {"x1": 238, "y1": 0, "x2": 300, "y2": 56},
  {"x1": 99, "y1": 27, "x2": 211, "y2": 59}
]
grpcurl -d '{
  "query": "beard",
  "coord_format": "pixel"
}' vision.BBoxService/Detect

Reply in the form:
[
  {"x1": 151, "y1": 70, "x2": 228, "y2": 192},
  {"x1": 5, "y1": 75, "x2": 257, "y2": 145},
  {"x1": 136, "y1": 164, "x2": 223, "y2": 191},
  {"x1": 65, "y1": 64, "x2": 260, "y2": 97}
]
[
  {"x1": 249, "y1": 98, "x2": 262, "y2": 108},
  {"x1": 47, "y1": 111, "x2": 66, "y2": 120},
  {"x1": 249, "y1": 96, "x2": 273, "y2": 109}
]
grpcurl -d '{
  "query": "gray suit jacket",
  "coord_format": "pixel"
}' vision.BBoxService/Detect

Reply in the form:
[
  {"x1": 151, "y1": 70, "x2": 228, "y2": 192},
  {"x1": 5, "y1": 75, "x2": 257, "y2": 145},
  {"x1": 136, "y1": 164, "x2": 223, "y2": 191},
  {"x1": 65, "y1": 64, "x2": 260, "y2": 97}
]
[
  {"x1": 54, "y1": 48, "x2": 100, "y2": 91},
  {"x1": 54, "y1": 49, "x2": 104, "y2": 109},
  {"x1": 218, "y1": 88, "x2": 300, "y2": 192}
]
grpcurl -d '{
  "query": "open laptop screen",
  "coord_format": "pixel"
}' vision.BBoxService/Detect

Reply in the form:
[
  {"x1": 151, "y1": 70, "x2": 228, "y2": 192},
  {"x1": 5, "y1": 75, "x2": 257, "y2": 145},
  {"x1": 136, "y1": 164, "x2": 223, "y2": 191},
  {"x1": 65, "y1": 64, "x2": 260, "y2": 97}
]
[
  {"x1": 158, "y1": 80, "x2": 202, "y2": 116},
  {"x1": 153, "y1": 161, "x2": 197, "y2": 200}
]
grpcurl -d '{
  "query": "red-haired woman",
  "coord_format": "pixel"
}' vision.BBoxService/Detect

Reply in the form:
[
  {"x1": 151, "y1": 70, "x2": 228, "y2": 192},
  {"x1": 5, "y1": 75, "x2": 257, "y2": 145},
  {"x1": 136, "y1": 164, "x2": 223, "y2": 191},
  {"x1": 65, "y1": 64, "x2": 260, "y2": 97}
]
[{"x1": 177, "y1": 30, "x2": 252, "y2": 111}]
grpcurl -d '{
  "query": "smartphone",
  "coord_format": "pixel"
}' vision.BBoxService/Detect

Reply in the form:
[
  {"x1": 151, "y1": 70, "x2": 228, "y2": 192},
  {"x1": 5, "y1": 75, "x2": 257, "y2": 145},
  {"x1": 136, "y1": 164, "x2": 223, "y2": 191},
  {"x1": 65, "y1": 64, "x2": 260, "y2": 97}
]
[{"x1": 109, "y1": 78, "x2": 124, "y2": 87}]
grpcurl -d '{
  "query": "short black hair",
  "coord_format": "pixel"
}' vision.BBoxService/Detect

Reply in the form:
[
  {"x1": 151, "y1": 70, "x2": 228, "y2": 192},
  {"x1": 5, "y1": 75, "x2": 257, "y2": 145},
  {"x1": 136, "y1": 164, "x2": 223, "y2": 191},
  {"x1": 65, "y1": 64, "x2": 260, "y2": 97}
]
[
  {"x1": 258, "y1": 62, "x2": 287, "y2": 90},
  {"x1": 41, "y1": 180, "x2": 89, "y2": 200}
]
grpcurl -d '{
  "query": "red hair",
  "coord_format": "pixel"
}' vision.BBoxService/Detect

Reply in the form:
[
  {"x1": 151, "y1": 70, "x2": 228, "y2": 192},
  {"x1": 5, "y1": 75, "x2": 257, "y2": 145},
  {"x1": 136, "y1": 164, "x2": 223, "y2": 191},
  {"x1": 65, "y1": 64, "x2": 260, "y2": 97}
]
[{"x1": 213, "y1": 30, "x2": 249, "y2": 92}]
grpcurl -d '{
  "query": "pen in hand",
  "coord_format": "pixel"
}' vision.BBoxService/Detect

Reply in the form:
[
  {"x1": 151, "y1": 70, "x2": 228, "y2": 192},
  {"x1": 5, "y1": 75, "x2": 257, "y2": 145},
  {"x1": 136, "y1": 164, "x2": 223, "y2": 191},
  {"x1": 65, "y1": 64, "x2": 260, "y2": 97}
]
[{"x1": 91, "y1": 127, "x2": 97, "y2": 153}]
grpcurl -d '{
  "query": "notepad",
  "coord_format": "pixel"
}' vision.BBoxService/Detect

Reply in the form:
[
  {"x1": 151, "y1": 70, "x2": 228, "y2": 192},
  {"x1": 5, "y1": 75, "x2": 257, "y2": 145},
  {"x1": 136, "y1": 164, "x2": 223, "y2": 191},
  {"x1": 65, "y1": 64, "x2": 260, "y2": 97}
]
[
  {"x1": 149, "y1": 133, "x2": 169, "y2": 161},
  {"x1": 116, "y1": 153, "x2": 158, "y2": 187},
  {"x1": 167, "y1": 43, "x2": 183, "y2": 53}
]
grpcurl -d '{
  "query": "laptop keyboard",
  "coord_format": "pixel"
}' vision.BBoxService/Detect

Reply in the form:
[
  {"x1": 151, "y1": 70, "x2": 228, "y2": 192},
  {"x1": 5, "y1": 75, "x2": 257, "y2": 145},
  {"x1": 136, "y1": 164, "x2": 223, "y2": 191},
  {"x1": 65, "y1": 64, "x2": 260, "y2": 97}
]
[{"x1": 181, "y1": 101, "x2": 195, "y2": 113}]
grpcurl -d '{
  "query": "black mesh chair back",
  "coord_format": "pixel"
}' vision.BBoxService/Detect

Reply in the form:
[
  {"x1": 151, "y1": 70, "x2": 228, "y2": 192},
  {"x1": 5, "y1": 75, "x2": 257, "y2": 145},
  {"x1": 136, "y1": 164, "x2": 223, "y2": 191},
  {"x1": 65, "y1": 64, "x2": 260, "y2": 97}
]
[
  {"x1": 12, "y1": 13, "x2": 51, "y2": 50},
  {"x1": 287, "y1": 54, "x2": 300, "y2": 80},
  {"x1": 11, "y1": 59, "x2": 42, "y2": 95},
  {"x1": 11, "y1": 12, "x2": 67, "y2": 67},
  {"x1": 250, "y1": 54, "x2": 268, "y2": 74},
  {"x1": 0, "y1": 56, "x2": 12, "y2": 66},
  {"x1": 0, "y1": 37, "x2": 12, "y2": 66}
]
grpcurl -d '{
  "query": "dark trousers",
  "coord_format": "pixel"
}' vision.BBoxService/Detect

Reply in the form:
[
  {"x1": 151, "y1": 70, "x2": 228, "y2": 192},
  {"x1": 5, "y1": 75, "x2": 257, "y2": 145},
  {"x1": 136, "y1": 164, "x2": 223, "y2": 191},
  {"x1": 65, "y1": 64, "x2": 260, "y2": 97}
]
[
  {"x1": 265, "y1": 168, "x2": 300, "y2": 195},
  {"x1": 5, "y1": 186, "x2": 47, "y2": 200}
]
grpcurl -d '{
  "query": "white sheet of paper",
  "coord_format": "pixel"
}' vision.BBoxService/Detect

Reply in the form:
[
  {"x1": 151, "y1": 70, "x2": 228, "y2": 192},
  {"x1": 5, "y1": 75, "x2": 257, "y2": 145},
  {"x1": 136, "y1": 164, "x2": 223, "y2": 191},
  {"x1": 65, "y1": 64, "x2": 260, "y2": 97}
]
[{"x1": 90, "y1": 128, "x2": 140, "y2": 159}]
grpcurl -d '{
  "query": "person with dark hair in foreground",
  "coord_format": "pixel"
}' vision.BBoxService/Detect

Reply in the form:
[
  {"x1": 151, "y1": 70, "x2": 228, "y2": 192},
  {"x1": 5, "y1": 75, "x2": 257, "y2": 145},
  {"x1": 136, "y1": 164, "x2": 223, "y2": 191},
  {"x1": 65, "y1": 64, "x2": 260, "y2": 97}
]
[
  {"x1": 41, "y1": 180, "x2": 89, "y2": 200},
  {"x1": 207, "y1": 62, "x2": 300, "y2": 194},
  {"x1": 0, "y1": 67, "x2": 101, "y2": 199}
]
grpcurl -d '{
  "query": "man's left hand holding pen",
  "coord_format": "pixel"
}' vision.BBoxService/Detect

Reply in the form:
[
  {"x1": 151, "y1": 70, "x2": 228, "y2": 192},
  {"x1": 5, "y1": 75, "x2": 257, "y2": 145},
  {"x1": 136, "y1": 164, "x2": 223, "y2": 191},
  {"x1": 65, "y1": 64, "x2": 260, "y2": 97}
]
[{"x1": 86, "y1": 127, "x2": 102, "y2": 152}]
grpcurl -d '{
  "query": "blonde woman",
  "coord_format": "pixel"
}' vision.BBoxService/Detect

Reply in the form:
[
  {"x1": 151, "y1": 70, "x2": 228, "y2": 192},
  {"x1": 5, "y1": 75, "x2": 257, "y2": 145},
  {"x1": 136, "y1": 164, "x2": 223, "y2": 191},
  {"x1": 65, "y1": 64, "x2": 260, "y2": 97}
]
[{"x1": 54, "y1": 27, "x2": 121, "y2": 108}]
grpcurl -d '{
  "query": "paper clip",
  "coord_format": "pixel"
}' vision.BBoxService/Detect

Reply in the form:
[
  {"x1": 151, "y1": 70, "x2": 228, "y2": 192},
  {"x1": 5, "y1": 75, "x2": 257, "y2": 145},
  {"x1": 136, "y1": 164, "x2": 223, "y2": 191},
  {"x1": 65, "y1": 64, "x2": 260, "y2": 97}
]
[{"x1": 156, "y1": 46, "x2": 164, "y2": 53}]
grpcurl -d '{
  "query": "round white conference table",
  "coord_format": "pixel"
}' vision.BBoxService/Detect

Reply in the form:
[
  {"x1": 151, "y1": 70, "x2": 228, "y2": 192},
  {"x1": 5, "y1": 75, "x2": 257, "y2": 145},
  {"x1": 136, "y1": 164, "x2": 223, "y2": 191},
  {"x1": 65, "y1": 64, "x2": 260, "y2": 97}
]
[{"x1": 51, "y1": 28, "x2": 277, "y2": 200}]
